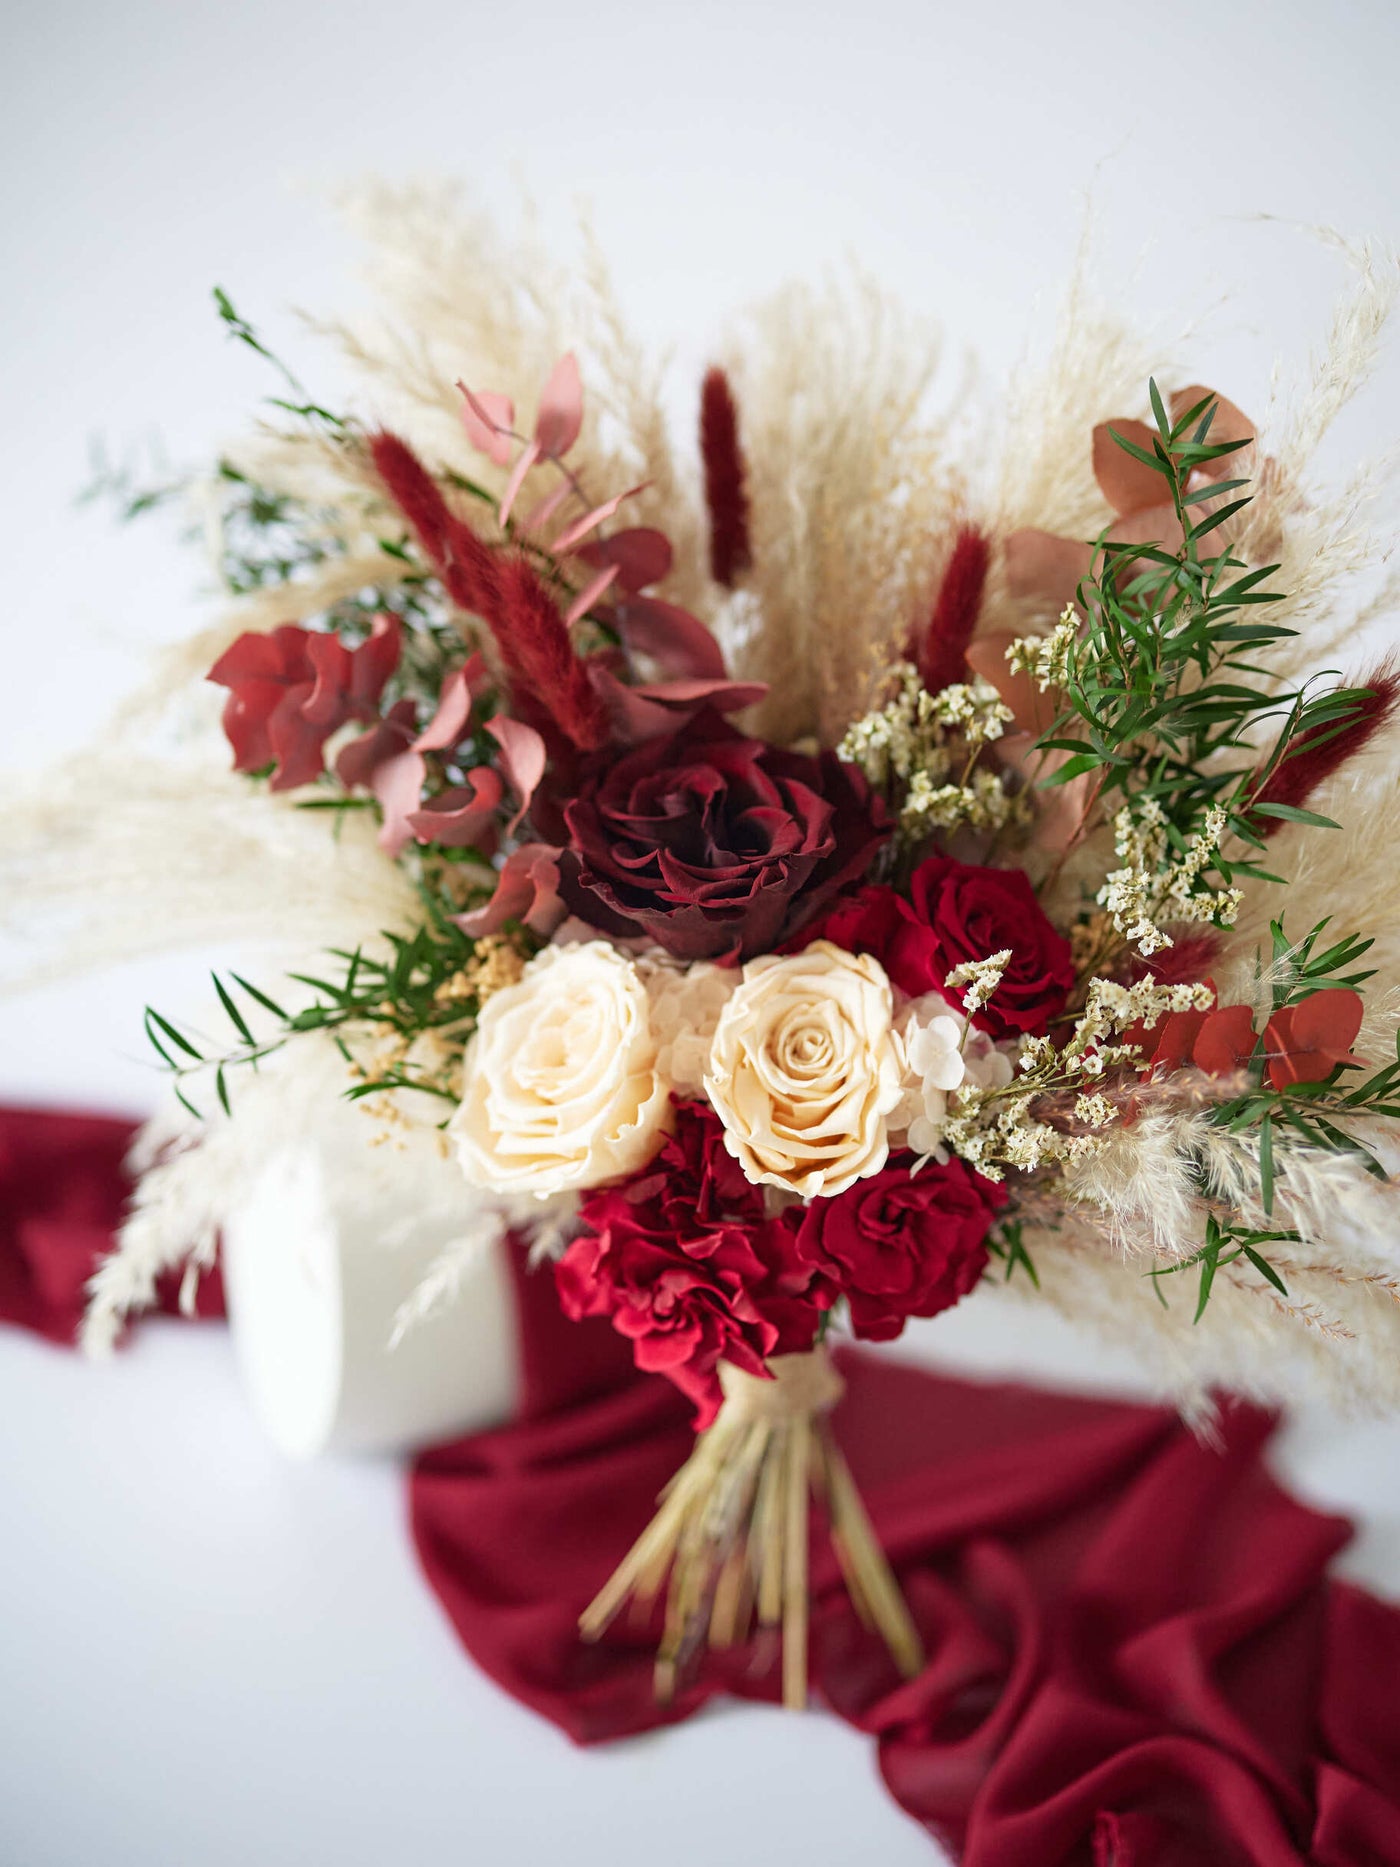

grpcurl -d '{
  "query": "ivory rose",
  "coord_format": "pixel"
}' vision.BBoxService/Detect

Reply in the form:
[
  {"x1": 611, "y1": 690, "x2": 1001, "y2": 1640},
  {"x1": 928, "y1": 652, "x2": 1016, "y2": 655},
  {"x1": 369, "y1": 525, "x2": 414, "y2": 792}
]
[
  {"x1": 705, "y1": 940, "x2": 904, "y2": 1198},
  {"x1": 451, "y1": 941, "x2": 670, "y2": 1196}
]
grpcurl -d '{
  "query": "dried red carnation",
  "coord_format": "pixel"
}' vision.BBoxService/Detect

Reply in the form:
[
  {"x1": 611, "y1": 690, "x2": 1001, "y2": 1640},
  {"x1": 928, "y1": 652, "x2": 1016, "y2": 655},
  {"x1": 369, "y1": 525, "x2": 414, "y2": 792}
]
[
  {"x1": 555, "y1": 1102, "x2": 831, "y2": 1426},
  {"x1": 793, "y1": 1152, "x2": 1004, "y2": 1342},
  {"x1": 561, "y1": 708, "x2": 888, "y2": 961}
]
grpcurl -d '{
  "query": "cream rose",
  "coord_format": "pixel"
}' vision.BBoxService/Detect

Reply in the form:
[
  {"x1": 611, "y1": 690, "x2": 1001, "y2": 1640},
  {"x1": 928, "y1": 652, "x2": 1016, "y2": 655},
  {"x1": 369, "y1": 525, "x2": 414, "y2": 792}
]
[
  {"x1": 451, "y1": 941, "x2": 670, "y2": 1197},
  {"x1": 704, "y1": 940, "x2": 904, "y2": 1198}
]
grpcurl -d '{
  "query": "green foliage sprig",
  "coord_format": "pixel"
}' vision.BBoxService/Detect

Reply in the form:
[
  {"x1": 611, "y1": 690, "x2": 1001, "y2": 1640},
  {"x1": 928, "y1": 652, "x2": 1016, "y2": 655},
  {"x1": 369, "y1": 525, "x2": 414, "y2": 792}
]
[
  {"x1": 142, "y1": 911, "x2": 502, "y2": 1121},
  {"x1": 1038, "y1": 385, "x2": 1375, "y2": 904}
]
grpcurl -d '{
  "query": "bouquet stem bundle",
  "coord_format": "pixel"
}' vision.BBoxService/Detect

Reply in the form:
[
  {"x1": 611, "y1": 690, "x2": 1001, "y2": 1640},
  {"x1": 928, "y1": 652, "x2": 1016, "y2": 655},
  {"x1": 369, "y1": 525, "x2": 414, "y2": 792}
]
[{"x1": 579, "y1": 1346, "x2": 924, "y2": 1708}]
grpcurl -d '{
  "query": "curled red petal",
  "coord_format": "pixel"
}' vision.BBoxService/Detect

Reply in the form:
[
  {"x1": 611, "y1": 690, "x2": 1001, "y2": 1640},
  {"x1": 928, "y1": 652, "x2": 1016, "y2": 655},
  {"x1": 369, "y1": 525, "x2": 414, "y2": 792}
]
[
  {"x1": 454, "y1": 844, "x2": 565, "y2": 937},
  {"x1": 614, "y1": 596, "x2": 727, "y2": 681}
]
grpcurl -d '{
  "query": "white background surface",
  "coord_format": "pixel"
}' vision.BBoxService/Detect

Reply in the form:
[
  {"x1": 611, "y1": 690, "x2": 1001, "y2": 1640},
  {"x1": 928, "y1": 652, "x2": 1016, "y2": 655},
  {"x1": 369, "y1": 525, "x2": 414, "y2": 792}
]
[{"x1": 3, "y1": 2, "x2": 1399, "y2": 1863}]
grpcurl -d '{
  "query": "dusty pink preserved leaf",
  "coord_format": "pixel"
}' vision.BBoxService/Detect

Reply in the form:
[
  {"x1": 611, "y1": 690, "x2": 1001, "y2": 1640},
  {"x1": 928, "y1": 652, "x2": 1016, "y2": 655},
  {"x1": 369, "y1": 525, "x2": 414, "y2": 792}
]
[
  {"x1": 533, "y1": 353, "x2": 583, "y2": 457},
  {"x1": 415, "y1": 667, "x2": 474, "y2": 754},
  {"x1": 335, "y1": 700, "x2": 423, "y2": 856},
  {"x1": 565, "y1": 564, "x2": 620, "y2": 627},
  {"x1": 407, "y1": 770, "x2": 505, "y2": 849},
  {"x1": 486, "y1": 715, "x2": 548, "y2": 833},
  {"x1": 519, "y1": 480, "x2": 574, "y2": 536},
  {"x1": 498, "y1": 439, "x2": 541, "y2": 527},
  {"x1": 551, "y1": 484, "x2": 645, "y2": 556},
  {"x1": 455, "y1": 844, "x2": 566, "y2": 937},
  {"x1": 458, "y1": 384, "x2": 515, "y2": 467}
]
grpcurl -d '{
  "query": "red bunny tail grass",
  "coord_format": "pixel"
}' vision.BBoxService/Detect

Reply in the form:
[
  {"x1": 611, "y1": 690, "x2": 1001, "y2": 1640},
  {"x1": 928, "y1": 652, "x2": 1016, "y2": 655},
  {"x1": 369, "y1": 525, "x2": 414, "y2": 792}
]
[
  {"x1": 369, "y1": 430, "x2": 499, "y2": 617},
  {"x1": 1248, "y1": 660, "x2": 1400, "y2": 837},
  {"x1": 700, "y1": 367, "x2": 752, "y2": 587},
  {"x1": 370, "y1": 430, "x2": 606, "y2": 750},
  {"x1": 369, "y1": 430, "x2": 452, "y2": 565},
  {"x1": 496, "y1": 555, "x2": 611, "y2": 753},
  {"x1": 918, "y1": 526, "x2": 989, "y2": 696}
]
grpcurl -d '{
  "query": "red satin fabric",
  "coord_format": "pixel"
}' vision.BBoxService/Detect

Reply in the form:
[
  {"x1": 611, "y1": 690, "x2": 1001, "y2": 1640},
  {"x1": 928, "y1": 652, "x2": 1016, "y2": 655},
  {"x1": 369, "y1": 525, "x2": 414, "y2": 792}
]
[
  {"x1": 412, "y1": 1249, "x2": 1400, "y2": 1865},
  {"x1": 3, "y1": 1106, "x2": 1398, "y2": 1863},
  {"x1": 0, "y1": 1107, "x2": 222, "y2": 1342}
]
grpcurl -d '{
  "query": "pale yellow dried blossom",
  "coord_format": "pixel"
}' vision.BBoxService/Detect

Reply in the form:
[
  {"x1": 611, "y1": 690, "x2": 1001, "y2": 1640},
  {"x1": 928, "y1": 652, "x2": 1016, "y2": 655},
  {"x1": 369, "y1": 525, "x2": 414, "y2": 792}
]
[
  {"x1": 1097, "y1": 798, "x2": 1241, "y2": 958},
  {"x1": 1006, "y1": 605, "x2": 1078, "y2": 692},
  {"x1": 944, "y1": 949, "x2": 1012, "y2": 1017},
  {"x1": 836, "y1": 662, "x2": 1019, "y2": 845}
]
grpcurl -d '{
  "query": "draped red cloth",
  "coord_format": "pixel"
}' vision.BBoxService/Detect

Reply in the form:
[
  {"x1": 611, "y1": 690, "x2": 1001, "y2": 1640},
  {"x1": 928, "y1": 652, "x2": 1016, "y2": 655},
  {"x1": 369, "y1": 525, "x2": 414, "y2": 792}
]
[{"x1": 3, "y1": 1107, "x2": 1399, "y2": 1864}]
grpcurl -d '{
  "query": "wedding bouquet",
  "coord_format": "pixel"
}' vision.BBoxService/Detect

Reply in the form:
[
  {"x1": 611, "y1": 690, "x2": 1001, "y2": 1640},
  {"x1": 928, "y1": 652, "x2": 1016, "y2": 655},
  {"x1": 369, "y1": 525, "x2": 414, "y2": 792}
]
[{"x1": 15, "y1": 190, "x2": 1400, "y2": 1707}]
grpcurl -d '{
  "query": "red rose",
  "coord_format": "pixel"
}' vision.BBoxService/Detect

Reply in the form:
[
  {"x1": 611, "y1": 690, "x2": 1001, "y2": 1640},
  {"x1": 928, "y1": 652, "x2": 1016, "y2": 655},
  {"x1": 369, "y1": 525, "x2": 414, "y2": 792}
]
[
  {"x1": 805, "y1": 855, "x2": 1074, "y2": 1041},
  {"x1": 555, "y1": 1102, "x2": 831, "y2": 1426},
  {"x1": 793, "y1": 1152, "x2": 1005, "y2": 1341},
  {"x1": 560, "y1": 709, "x2": 887, "y2": 962}
]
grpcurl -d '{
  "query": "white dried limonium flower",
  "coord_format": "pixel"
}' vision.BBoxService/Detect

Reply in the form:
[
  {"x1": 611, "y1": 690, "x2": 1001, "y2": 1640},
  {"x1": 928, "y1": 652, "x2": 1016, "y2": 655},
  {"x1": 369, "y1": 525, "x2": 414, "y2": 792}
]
[
  {"x1": 944, "y1": 948, "x2": 1012, "y2": 1017},
  {"x1": 1097, "y1": 797, "x2": 1242, "y2": 957},
  {"x1": 1006, "y1": 605, "x2": 1078, "y2": 692},
  {"x1": 705, "y1": 940, "x2": 904, "y2": 1198},
  {"x1": 451, "y1": 941, "x2": 671, "y2": 1197}
]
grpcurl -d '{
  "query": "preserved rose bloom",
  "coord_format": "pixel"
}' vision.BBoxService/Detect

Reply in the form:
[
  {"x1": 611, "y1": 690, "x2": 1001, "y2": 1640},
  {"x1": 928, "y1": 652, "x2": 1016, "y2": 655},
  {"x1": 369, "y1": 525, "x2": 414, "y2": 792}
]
[
  {"x1": 793, "y1": 1151, "x2": 1005, "y2": 1341},
  {"x1": 451, "y1": 942, "x2": 670, "y2": 1197},
  {"x1": 561, "y1": 709, "x2": 887, "y2": 961},
  {"x1": 804, "y1": 855, "x2": 1074, "y2": 1042},
  {"x1": 705, "y1": 942, "x2": 904, "y2": 1199}
]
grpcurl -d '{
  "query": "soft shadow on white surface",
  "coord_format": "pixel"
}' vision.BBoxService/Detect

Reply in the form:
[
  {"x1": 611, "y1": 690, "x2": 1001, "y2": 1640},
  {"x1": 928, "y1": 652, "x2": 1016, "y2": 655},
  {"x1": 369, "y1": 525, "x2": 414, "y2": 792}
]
[{"x1": 0, "y1": 1326, "x2": 940, "y2": 1867}]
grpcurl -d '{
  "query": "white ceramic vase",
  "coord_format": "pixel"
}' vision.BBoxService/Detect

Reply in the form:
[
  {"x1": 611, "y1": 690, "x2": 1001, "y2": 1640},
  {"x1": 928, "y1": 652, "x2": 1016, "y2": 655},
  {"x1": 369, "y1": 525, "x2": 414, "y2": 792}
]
[{"x1": 220, "y1": 1097, "x2": 520, "y2": 1459}]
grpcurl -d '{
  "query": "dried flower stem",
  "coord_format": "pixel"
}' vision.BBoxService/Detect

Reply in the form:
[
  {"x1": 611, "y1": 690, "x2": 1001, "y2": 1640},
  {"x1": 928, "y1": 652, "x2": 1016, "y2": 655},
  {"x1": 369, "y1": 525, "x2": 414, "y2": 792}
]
[{"x1": 578, "y1": 1347, "x2": 923, "y2": 1708}]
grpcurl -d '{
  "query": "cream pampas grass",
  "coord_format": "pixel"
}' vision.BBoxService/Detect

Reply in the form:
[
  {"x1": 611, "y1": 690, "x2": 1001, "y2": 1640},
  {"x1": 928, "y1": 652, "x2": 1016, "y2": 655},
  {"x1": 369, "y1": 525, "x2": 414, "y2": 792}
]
[
  {"x1": 82, "y1": 1030, "x2": 506, "y2": 1357},
  {"x1": 0, "y1": 735, "x2": 420, "y2": 992},
  {"x1": 715, "y1": 273, "x2": 965, "y2": 746},
  {"x1": 985, "y1": 1109, "x2": 1400, "y2": 1420}
]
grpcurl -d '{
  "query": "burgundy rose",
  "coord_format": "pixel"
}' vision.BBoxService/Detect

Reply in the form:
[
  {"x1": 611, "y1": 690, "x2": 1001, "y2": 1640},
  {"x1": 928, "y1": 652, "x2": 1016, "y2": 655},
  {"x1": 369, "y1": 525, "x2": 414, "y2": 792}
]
[
  {"x1": 560, "y1": 709, "x2": 887, "y2": 961},
  {"x1": 793, "y1": 1152, "x2": 1005, "y2": 1342},
  {"x1": 555, "y1": 1101, "x2": 831, "y2": 1426},
  {"x1": 805, "y1": 855, "x2": 1074, "y2": 1041}
]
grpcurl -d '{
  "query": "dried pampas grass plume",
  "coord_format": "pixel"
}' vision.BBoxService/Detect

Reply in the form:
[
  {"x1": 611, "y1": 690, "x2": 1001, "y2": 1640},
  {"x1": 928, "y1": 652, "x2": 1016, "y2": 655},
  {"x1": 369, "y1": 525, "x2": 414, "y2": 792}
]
[{"x1": 714, "y1": 271, "x2": 965, "y2": 746}]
